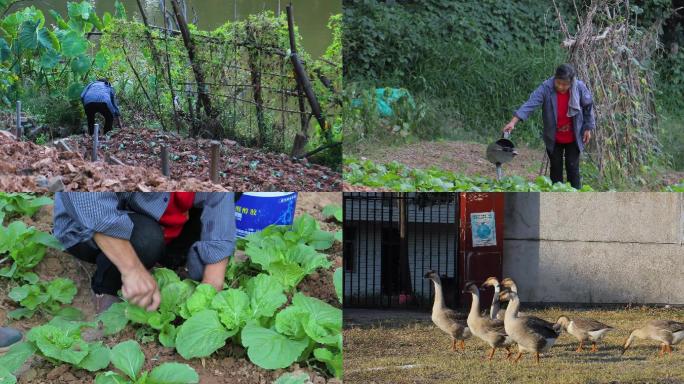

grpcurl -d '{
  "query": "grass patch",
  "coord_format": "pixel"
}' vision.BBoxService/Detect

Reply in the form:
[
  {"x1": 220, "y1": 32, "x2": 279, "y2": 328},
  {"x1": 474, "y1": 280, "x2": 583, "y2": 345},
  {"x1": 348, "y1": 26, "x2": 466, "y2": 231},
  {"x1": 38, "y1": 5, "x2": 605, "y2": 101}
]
[{"x1": 344, "y1": 307, "x2": 684, "y2": 384}]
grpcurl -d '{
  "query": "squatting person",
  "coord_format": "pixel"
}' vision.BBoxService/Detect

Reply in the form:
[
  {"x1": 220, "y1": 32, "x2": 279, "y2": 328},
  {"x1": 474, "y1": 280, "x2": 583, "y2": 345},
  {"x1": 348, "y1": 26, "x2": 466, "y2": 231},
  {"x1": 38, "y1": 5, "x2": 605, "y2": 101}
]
[
  {"x1": 80, "y1": 78, "x2": 122, "y2": 136},
  {"x1": 53, "y1": 192, "x2": 237, "y2": 314}
]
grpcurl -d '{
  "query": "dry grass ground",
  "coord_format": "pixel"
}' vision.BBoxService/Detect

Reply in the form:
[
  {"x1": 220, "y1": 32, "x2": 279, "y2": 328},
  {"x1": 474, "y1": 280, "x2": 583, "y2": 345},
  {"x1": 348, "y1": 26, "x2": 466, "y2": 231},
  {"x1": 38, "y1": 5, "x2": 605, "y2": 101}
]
[{"x1": 344, "y1": 307, "x2": 684, "y2": 384}]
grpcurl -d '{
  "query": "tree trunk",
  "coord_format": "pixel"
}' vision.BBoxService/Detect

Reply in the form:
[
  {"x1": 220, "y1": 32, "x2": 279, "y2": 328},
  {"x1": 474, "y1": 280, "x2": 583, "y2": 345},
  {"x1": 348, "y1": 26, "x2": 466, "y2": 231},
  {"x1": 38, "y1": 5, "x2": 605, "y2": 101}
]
[{"x1": 170, "y1": 0, "x2": 215, "y2": 123}]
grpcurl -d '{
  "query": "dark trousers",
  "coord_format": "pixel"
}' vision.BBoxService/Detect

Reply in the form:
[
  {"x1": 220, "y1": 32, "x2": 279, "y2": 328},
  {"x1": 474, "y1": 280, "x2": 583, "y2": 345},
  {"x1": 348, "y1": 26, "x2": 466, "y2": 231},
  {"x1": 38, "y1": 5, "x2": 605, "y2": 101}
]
[
  {"x1": 547, "y1": 142, "x2": 581, "y2": 189},
  {"x1": 66, "y1": 209, "x2": 202, "y2": 295},
  {"x1": 84, "y1": 102, "x2": 113, "y2": 136}
]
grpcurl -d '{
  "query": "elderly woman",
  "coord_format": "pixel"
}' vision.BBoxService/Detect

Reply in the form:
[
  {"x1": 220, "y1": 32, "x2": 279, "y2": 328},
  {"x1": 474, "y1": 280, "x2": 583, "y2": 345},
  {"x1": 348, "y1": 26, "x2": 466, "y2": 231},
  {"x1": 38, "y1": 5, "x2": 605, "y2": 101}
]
[{"x1": 503, "y1": 64, "x2": 595, "y2": 189}]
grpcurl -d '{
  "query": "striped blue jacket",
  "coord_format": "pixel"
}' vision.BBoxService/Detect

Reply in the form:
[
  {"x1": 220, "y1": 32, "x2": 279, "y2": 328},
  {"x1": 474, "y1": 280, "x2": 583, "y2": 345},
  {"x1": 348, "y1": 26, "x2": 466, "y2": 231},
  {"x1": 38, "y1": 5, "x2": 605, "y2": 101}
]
[
  {"x1": 81, "y1": 81, "x2": 121, "y2": 116},
  {"x1": 53, "y1": 192, "x2": 235, "y2": 280}
]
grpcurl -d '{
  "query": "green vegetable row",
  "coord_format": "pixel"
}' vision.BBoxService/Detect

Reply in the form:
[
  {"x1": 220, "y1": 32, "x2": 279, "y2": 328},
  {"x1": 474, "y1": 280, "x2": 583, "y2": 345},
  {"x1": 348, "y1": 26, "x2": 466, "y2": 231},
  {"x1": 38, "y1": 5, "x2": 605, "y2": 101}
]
[{"x1": 344, "y1": 156, "x2": 595, "y2": 191}]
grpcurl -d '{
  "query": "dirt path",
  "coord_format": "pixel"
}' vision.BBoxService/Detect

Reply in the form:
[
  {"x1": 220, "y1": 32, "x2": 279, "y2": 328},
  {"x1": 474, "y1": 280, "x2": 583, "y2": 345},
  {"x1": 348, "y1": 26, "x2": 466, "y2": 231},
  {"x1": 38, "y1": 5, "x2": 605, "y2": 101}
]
[
  {"x1": 354, "y1": 140, "x2": 546, "y2": 181},
  {"x1": 1, "y1": 194, "x2": 342, "y2": 384}
]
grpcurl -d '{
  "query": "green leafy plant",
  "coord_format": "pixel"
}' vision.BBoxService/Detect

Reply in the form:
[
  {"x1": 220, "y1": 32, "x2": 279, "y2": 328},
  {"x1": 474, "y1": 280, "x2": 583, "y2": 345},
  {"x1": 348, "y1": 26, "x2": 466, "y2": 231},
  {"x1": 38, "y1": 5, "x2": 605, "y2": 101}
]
[
  {"x1": 96, "y1": 213, "x2": 342, "y2": 379},
  {"x1": 321, "y1": 204, "x2": 342, "y2": 223},
  {"x1": 0, "y1": 220, "x2": 64, "y2": 280},
  {"x1": 95, "y1": 340, "x2": 198, "y2": 384},
  {"x1": 22, "y1": 317, "x2": 111, "y2": 372},
  {"x1": 8, "y1": 277, "x2": 79, "y2": 319},
  {"x1": 344, "y1": 156, "x2": 594, "y2": 192},
  {"x1": 0, "y1": 193, "x2": 52, "y2": 224}
]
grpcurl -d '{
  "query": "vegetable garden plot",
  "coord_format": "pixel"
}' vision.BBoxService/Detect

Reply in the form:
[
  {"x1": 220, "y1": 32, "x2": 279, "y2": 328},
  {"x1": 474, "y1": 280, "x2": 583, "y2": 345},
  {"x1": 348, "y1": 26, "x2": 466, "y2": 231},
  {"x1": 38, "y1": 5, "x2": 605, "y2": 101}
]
[{"x1": 0, "y1": 193, "x2": 343, "y2": 384}]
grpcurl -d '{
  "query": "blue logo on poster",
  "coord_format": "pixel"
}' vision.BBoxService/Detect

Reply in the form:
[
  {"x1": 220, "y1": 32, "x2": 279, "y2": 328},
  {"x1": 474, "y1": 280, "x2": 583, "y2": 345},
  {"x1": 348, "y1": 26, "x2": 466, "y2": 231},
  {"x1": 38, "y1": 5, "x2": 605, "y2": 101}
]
[{"x1": 476, "y1": 223, "x2": 492, "y2": 239}]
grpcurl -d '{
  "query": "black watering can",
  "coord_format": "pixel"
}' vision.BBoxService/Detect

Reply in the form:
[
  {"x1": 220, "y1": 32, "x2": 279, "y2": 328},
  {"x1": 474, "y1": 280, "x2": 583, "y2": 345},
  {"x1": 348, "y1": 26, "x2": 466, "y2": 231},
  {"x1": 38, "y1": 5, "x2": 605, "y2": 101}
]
[{"x1": 486, "y1": 131, "x2": 518, "y2": 180}]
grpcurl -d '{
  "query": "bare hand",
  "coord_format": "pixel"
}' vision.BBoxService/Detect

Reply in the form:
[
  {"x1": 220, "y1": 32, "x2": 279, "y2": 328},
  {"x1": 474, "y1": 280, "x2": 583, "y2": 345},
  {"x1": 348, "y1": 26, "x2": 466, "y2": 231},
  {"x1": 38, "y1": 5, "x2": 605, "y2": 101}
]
[
  {"x1": 583, "y1": 130, "x2": 591, "y2": 144},
  {"x1": 503, "y1": 121, "x2": 516, "y2": 134},
  {"x1": 202, "y1": 259, "x2": 228, "y2": 292},
  {"x1": 121, "y1": 266, "x2": 160, "y2": 311}
]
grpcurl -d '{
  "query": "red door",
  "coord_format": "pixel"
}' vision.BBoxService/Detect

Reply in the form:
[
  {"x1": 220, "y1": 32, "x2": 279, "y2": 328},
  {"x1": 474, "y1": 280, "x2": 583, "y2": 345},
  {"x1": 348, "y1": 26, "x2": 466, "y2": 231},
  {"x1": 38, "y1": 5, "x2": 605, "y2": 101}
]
[{"x1": 457, "y1": 193, "x2": 505, "y2": 308}]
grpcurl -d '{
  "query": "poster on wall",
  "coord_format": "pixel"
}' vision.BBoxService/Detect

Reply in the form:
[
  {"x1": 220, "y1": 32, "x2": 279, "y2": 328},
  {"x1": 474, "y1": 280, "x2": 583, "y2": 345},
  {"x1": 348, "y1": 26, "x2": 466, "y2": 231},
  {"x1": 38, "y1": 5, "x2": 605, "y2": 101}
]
[{"x1": 471, "y1": 211, "x2": 496, "y2": 247}]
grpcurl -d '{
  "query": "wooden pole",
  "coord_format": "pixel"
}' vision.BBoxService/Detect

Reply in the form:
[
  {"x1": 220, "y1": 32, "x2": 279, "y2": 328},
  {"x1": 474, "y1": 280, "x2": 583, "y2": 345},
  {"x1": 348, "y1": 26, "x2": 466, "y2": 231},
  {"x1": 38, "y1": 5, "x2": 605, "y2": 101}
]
[
  {"x1": 161, "y1": 145, "x2": 170, "y2": 176},
  {"x1": 92, "y1": 123, "x2": 99, "y2": 162},
  {"x1": 287, "y1": 5, "x2": 310, "y2": 157},
  {"x1": 209, "y1": 140, "x2": 220, "y2": 183},
  {"x1": 170, "y1": 0, "x2": 215, "y2": 119},
  {"x1": 15, "y1": 101, "x2": 21, "y2": 140}
]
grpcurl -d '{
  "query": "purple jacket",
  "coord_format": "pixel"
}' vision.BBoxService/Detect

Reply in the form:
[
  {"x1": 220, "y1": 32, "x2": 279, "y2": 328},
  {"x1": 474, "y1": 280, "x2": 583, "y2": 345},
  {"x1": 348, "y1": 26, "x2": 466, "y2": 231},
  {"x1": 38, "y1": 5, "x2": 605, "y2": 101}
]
[{"x1": 514, "y1": 77, "x2": 595, "y2": 152}]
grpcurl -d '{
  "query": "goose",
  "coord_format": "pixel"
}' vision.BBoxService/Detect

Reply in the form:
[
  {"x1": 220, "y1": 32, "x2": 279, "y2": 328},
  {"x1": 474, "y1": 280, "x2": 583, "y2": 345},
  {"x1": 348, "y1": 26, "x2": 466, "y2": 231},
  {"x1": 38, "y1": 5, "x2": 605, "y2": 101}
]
[
  {"x1": 500, "y1": 278, "x2": 550, "y2": 327},
  {"x1": 462, "y1": 282, "x2": 514, "y2": 360},
  {"x1": 622, "y1": 320, "x2": 684, "y2": 357},
  {"x1": 555, "y1": 315, "x2": 614, "y2": 352},
  {"x1": 500, "y1": 290, "x2": 560, "y2": 364},
  {"x1": 481, "y1": 277, "x2": 502, "y2": 320},
  {"x1": 423, "y1": 270, "x2": 471, "y2": 351}
]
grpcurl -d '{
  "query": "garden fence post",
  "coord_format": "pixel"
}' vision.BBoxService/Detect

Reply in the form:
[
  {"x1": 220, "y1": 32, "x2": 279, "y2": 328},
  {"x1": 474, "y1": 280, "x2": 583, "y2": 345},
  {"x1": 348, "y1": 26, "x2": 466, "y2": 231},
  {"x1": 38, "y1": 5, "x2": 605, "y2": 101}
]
[
  {"x1": 92, "y1": 123, "x2": 99, "y2": 162},
  {"x1": 161, "y1": 145, "x2": 170, "y2": 176},
  {"x1": 15, "y1": 101, "x2": 21, "y2": 140},
  {"x1": 209, "y1": 140, "x2": 220, "y2": 183}
]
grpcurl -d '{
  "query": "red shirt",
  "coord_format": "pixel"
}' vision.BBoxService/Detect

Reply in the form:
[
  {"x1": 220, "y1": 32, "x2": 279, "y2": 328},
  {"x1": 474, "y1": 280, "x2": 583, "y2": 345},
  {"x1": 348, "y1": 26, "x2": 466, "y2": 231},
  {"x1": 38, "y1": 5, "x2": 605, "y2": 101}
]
[
  {"x1": 555, "y1": 91, "x2": 574, "y2": 144},
  {"x1": 159, "y1": 192, "x2": 196, "y2": 244}
]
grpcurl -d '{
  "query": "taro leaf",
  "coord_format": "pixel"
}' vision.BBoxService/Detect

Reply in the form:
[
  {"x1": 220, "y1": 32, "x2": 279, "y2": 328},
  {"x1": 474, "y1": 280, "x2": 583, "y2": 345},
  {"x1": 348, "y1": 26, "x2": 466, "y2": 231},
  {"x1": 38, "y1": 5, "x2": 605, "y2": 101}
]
[
  {"x1": 18, "y1": 20, "x2": 39, "y2": 51},
  {"x1": 60, "y1": 30, "x2": 88, "y2": 57},
  {"x1": 67, "y1": 82, "x2": 84, "y2": 101},
  {"x1": 71, "y1": 54, "x2": 91, "y2": 76},
  {"x1": 241, "y1": 322, "x2": 308, "y2": 370},
  {"x1": 110, "y1": 340, "x2": 144, "y2": 380},
  {"x1": 175, "y1": 310, "x2": 230, "y2": 359},
  {"x1": 148, "y1": 362, "x2": 199, "y2": 384}
]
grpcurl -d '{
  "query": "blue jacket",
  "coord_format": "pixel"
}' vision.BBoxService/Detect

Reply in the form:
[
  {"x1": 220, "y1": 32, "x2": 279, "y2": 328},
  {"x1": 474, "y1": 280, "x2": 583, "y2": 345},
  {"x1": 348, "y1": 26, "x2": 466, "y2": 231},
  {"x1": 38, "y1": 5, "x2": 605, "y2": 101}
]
[
  {"x1": 53, "y1": 192, "x2": 236, "y2": 280},
  {"x1": 81, "y1": 81, "x2": 121, "y2": 116},
  {"x1": 514, "y1": 77, "x2": 595, "y2": 152}
]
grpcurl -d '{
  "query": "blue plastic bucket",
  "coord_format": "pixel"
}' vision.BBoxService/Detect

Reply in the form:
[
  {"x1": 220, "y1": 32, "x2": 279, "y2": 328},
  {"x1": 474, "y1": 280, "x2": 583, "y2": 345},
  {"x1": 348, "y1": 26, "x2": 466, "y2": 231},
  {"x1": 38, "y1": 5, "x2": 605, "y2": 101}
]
[{"x1": 235, "y1": 192, "x2": 298, "y2": 238}]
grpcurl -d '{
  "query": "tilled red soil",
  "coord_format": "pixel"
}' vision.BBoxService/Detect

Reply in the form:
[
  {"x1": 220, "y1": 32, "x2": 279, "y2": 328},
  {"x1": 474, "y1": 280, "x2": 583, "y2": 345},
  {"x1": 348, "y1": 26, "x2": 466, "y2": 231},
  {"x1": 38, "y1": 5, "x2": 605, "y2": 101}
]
[
  {"x1": 0, "y1": 128, "x2": 340, "y2": 192},
  {"x1": 64, "y1": 128, "x2": 340, "y2": 191},
  {"x1": 1, "y1": 193, "x2": 343, "y2": 383}
]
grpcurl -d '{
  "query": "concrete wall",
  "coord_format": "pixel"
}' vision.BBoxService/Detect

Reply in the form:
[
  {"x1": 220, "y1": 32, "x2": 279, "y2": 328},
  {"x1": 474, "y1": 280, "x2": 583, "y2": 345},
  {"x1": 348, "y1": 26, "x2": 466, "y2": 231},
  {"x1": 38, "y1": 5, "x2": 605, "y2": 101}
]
[{"x1": 503, "y1": 193, "x2": 684, "y2": 305}]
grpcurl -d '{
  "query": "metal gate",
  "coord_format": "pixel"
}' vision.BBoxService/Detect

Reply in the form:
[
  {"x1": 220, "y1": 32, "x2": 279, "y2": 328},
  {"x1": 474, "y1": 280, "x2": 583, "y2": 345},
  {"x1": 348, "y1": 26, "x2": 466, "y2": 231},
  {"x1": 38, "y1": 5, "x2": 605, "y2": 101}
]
[{"x1": 343, "y1": 193, "x2": 459, "y2": 310}]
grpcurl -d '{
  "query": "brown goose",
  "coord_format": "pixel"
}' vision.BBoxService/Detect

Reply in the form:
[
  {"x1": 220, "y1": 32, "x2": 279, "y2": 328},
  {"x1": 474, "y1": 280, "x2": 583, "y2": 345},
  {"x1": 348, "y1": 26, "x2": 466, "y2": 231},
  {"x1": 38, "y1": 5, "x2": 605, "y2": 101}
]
[
  {"x1": 501, "y1": 290, "x2": 560, "y2": 364},
  {"x1": 500, "y1": 278, "x2": 551, "y2": 328},
  {"x1": 424, "y1": 270, "x2": 471, "y2": 351},
  {"x1": 622, "y1": 320, "x2": 684, "y2": 357},
  {"x1": 463, "y1": 282, "x2": 514, "y2": 360},
  {"x1": 555, "y1": 315, "x2": 614, "y2": 352}
]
